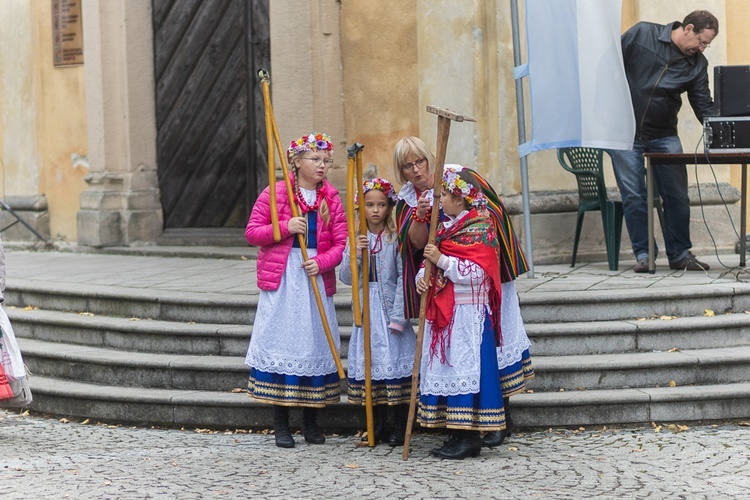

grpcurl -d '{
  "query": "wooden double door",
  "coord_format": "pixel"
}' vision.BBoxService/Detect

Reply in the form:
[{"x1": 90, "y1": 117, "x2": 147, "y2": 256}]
[{"x1": 152, "y1": 0, "x2": 270, "y2": 228}]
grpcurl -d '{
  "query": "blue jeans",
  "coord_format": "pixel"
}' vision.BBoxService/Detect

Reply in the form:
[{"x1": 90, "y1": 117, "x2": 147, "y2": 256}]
[{"x1": 610, "y1": 136, "x2": 691, "y2": 264}]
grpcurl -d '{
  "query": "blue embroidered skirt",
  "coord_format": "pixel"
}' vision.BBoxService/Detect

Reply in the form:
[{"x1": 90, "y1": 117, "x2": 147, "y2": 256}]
[
  {"x1": 417, "y1": 314, "x2": 506, "y2": 431},
  {"x1": 248, "y1": 369, "x2": 340, "y2": 408}
]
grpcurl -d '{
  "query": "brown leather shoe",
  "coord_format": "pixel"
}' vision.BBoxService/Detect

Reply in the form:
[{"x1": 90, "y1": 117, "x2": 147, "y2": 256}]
[{"x1": 669, "y1": 252, "x2": 710, "y2": 271}]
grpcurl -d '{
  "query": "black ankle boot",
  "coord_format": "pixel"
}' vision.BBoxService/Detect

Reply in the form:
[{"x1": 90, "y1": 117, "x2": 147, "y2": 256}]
[
  {"x1": 362, "y1": 405, "x2": 389, "y2": 443},
  {"x1": 482, "y1": 398, "x2": 513, "y2": 448},
  {"x1": 273, "y1": 406, "x2": 295, "y2": 448},
  {"x1": 387, "y1": 404, "x2": 408, "y2": 447},
  {"x1": 302, "y1": 407, "x2": 325, "y2": 444},
  {"x1": 431, "y1": 430, "x2": 481, "y2": 460}
]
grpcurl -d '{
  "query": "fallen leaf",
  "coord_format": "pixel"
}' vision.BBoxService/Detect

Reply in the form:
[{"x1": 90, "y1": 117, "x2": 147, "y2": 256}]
[
  {"x1": 704, "y1": 309, "x2": 715, "y2": 317},
  {"x1": 81, "y1": 419, "x2": 90, "y2": 425},
  {"x1": 668, "y1": 424, "x2": 677, "y2": 431},
  {"x1": 230, "y1": 388, "x2": 246, "y2": 393},
  {"x1": 669, "y1": 380, "x2": 677, "y2": 387},
  {"x1": 508, "y1": 446, "x2": 519, "y2": 451},
  {"x1": 59, "y1": 418, "x2": 70, "y2": 423},
  {"x1": 78, "y1": 312, "x2": 95, "y2": 316},
  {"x1": 654, "y1": 426, "x2": 662, "y2": 433},
  {"x1": 344, "y1": 464, "x2": 361, "y2": 469},
  {"x1": 129, "y1": 317, "x2": 141, "y2": 321},
  {"x1": 454, "y1": 471, "x2": 462, "y2": 475},
  {"x1": 667, "y1": 348, "x2": 680, "y2": 353},
  {"x1": 659, "y1": 315, "x2": 676, "y2": 321},
  {"x1": 636, "y1": 317, "x2": 646, "y2": 321},
  {"x1": 677, "y1": 425, "x2": 689, "y2": 432}
]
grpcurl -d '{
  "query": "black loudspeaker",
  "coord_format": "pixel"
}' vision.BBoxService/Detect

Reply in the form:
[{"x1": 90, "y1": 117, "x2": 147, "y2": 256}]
[{"x1": 714, "y1": 65, "x2": 750, "y2": 117}]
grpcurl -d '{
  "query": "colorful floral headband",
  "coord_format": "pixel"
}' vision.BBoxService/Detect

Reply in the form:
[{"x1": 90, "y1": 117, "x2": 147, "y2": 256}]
[
  {"x1": 287, "y1": 132, "x2": 334, "y2": 163},
  {"x1": 355, "y1": 177, "x2": 398, "y2": 207},
  {"x1": 442, "y1": 165, "x2": 486, "y2": 208}
]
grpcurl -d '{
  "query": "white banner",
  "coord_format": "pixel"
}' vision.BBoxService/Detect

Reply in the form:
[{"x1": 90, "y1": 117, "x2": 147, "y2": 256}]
[{"x1": 517, "y1": 0, "x2": 635, "y2": 156}]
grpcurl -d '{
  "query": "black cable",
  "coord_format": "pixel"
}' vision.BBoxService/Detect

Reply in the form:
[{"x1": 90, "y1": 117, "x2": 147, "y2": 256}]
[{"x1": 693, "y1": 131, "x2": 750, "y2": 281}]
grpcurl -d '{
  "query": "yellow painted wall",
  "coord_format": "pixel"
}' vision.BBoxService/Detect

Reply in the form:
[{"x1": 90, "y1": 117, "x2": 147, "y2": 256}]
[
  {"x1": 0, "y1": 1, "x2": 87, "y2": 242},
  {"x1": 339, "y1": 1, "x2": 420, "y2": 183},
  {"x1": 34, "y1": 1, "x2": 88, "y2": 241}
]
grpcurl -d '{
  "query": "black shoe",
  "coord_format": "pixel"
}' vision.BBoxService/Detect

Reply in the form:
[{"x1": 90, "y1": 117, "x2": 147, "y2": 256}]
[
  {"x1": 387, "y1": 404, "x2": 408, "y2": 447},
  {"x1": 482, "y1": 429, "x2": 510, "y2": 448},
  {"x1": 273, "y1": 406, "x2": 295, "y2": 449},
  {"x1": 432, "y1": 433, "x2": 459, "y2": 455},
  {"x1": 361, "y1": 405, "x2": 389, "y2": 444},
  {"x1": 302, "y1": 407, "x2": 326, "y2": 444},
  {"x1": 483, "y1": 398, "x2": 513, "y2": 447},
  {"x1": 430, "y1": 431, "x2": 481, "y2": 460},
  {"x1": 669, "y1": 252, "x2": 710, "y2": 271},
  {"x1": 634, "y1": 258, "x2": 649, "y2": 273}
]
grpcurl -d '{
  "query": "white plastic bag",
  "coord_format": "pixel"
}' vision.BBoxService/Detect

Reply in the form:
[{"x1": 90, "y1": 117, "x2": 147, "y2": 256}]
[{"x1": 0, "y1": 306, "x2": 26, "y2": 380}]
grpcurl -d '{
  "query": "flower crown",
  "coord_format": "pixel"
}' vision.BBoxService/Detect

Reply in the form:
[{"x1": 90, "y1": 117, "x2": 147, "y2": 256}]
[
  {"x1": 355, "y1": 177, "x2": 398, "y2": 207},
  {"x1": 287, "y1": 133, "x2": 334, "y2": 163},
  {"x1": 442, "y1": 166, "x2": 486, "y2": 208}
]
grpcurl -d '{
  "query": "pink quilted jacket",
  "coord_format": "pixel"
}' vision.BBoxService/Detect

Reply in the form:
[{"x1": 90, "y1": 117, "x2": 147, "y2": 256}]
[{"x1": 246, "y1": 179, "x2": 347, "y2": 296}]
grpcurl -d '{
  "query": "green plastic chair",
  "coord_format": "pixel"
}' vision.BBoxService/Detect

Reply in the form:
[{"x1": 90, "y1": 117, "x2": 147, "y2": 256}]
[
  {"x1": 557, "y1": 147, "x2": 623, "y2": 271},
  {"x1": 557, "y1": 147, "x2": 664, "y2": 271}
]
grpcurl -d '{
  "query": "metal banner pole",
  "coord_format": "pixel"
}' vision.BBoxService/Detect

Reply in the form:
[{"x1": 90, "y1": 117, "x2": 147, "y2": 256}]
[{"x1": 510, "y1": 0, "x2": 534, "y2": 277}]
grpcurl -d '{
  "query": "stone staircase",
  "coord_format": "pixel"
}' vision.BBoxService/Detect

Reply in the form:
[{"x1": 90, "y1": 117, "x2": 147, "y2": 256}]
[{"x1": 7, "y1": 273, "x2": 750, "y2": 430}]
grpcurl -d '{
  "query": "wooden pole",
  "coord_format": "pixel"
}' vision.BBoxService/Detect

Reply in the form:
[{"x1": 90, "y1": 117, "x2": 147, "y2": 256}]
[
  {"x1": 258, "y1": 70, "x2": 280, "y2": 242},
  {"x1": 345, "y1": 147, "x2": 362, "y2": 327},
  {"x1": 355, "y1": 146, "x2": 376, "y2": 447},
  {"x1": 403, "y1": 105, "x2": 474, "y2": 460},
  {"x1": 257, "y1": 69, "x2": 345, "y2": 380}
]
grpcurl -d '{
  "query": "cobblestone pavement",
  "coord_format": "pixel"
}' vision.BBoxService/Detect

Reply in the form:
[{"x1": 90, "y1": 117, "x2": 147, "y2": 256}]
[{"x1": 2, "y1": 410, "x2": 749, "y2": 499}]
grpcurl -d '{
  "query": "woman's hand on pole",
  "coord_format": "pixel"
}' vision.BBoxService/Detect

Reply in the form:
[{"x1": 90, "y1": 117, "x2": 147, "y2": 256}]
[{"x1": 416, "y1": 276, "x2": 428, "y2": 295}]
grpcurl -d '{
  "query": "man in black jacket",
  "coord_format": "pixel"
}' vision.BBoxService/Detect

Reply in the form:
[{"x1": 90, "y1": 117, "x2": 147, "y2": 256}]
[{"x1": 611, "y1": 10, "x2": 718, "y2": 273}]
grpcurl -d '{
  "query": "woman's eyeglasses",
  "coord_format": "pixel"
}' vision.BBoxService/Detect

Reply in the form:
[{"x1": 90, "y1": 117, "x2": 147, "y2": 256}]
[{"x1": 401, "y1": 158, "x2": 428, "y2": 172}]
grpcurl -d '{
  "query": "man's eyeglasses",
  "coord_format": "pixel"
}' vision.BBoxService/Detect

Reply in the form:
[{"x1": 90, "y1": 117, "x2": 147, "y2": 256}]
[
  {"x1": 303, "y1": 157, "x2": 335, "y2": 167},
  {"x1": 401, "y1": 158, "x2": 428, "y2": 172},
  {"x1": 696, "y1": 32, "x2": 710, "y2": 49}
]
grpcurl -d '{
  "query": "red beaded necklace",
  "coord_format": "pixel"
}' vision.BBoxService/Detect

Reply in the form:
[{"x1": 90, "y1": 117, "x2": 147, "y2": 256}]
[{"x1": 294, "y1": 181, "x2": 323, "y2": 213}]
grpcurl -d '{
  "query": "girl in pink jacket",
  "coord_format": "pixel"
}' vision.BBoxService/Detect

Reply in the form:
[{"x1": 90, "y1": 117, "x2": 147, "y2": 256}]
[{"x1": 245, "y1": 132, "x2": 347, "y2": 448}]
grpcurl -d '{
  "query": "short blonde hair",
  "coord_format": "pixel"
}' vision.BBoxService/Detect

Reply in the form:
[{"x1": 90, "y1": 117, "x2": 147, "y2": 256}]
[{"x1": 392, "y1": 137, "x2": 436, "y2": 185}]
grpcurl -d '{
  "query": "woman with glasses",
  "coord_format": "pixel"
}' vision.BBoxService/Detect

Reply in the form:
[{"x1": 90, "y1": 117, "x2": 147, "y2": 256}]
[
  {"x1": 245, "y1": 132, "x2": 348, "y2": 448},
  {"x1": 392, "y1": 137, "x2": 438, "y2": 320}
]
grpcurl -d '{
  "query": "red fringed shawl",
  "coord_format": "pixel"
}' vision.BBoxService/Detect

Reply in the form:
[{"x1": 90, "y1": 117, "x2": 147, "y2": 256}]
[{"x1": 425, "y1": 209, "x2": 503, "y2": 364}]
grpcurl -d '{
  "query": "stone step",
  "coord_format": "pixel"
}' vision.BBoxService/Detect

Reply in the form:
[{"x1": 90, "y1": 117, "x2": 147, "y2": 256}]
[
  {"x1": 518, "y1": 284, "x2": 750, "y2": 323},
  {"x1": 525, "y1": 313, "x2": 750, "y2": 356},
  {"x1": 10, "y1": 278, "x2": 750, "y2": 326},
  {"x1": 25, "y1": 375, "x2": 750, "y2": 430},
  {"x1": 5, "y1": 278, "x2": 357, "y2": 326},
  {"x1": 11, "y1": 305, "x2": 750, "y2": 362},
  {"x1": 527, "y1": 347, "x2": 750, "y2": 391},
  {"x1": 20, "y1": 337, "x2": 750, "y2": 395},
  {"x1": 8, "y1": 307, "x2": 353, "y2": 357},
  {"x1": 18, "y1": 338, "x2": 352, "y2": 392}
]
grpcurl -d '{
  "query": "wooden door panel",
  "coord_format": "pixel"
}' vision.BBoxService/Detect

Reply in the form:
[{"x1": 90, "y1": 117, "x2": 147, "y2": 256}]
[{"x1": 153, "y1": 0, "x2": 269, "y2": 229}]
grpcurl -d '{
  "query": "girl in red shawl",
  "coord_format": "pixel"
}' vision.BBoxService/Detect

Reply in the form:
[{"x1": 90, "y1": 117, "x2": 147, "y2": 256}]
[{"x1": 415, "y1": 168, "x2": 506, "y2": 460}]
